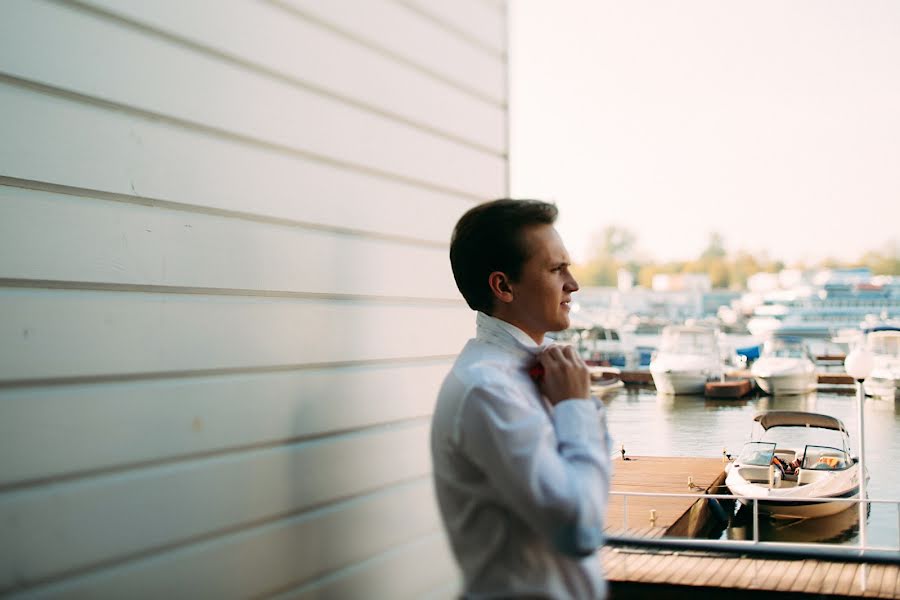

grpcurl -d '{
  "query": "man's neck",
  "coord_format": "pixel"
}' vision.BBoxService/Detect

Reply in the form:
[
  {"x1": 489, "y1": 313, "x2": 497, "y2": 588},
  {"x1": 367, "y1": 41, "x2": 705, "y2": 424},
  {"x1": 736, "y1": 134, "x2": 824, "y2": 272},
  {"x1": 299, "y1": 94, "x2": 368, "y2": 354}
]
[{"x1": 487, "y1": 310, "x2": 544, "y2": 345}]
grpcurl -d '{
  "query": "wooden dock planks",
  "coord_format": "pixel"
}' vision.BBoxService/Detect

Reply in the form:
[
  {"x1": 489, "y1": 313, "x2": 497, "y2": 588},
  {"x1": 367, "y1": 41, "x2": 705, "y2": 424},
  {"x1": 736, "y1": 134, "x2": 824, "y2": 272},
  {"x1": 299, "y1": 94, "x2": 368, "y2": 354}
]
[
  {"x1": 705, "y1": 378, "x2": 753, "y2": 398},
  {"x1": 606, "y1": 455, "x2": 726, "y2": 534},
  {"x1": 602, "y1": 551, "x2": 900, "y2": 598}
]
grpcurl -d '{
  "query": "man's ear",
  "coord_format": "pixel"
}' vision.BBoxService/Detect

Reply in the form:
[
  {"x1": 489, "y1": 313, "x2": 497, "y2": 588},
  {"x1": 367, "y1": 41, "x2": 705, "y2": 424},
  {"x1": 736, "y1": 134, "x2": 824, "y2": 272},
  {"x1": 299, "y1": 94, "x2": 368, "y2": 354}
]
[{"x1": 488, "y1": 271, "x2": 514, "y2": 304}]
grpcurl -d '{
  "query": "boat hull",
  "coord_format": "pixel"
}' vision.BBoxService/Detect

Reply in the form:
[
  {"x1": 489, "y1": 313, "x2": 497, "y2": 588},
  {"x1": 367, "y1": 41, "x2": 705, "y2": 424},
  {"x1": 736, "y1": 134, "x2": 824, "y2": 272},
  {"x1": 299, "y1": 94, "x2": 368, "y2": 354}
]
[
  {"x1": 726, "y1": 463, "x2": 863, "y2": 520},
  {"x1": 734, "y1": 488, "x2": 859, "y2": 519},
  {"x1": 650, "y1": 370, "x2": 709, "y2": 395},
  {"x1": 754, "y1": 373, "x2": 817, "y2": 396},
  {"x1": 751, "y1": 355, "x2": 817, "y2": 396},
  {"x1": 864, "y1": 375, "x2": 900, "y2": 399}
]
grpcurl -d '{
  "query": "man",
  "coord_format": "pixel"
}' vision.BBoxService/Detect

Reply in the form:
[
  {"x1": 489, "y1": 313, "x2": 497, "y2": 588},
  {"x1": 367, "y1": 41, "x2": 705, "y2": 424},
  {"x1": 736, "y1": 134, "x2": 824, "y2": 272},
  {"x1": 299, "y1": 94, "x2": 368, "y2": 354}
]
[{"x1": 431, "y1": 199, "x2": 612, "y2": 599}]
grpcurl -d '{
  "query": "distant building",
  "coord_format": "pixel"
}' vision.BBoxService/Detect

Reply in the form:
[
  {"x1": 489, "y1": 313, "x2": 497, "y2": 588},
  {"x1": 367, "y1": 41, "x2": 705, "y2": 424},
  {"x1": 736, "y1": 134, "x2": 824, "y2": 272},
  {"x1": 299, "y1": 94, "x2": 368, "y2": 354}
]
[
  {"x1": 652, "y1": 273, "x2": 712, "y2": 293},
  {"x1": 617, "y1": 268, "x2": 635, "y2": 291},
  {"x1": 747, "y1": 272, "x2": 780, "y2": 293}
]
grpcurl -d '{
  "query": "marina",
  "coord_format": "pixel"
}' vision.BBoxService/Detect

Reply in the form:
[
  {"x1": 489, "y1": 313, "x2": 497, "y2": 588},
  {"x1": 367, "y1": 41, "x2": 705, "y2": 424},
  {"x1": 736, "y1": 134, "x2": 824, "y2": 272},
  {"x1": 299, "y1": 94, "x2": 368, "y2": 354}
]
[
  {"x1": 615, "y1": 368, "x2": 856, "y2": 394},
  {"x1": 601, "y1": 417, "x2": 900, "y2": 596},
  {"x1": 570, "y1": 268, "x2": 900, "y2": 595},
  {"x1": 600, "y1": 387, "x2": 899, "y2": 547},
  {"x1": 602, "y1": 447, "x2": 900, "y2": 597},
  {"x1": 594, "y1": 385, "x2": 900, "y2": 595}
]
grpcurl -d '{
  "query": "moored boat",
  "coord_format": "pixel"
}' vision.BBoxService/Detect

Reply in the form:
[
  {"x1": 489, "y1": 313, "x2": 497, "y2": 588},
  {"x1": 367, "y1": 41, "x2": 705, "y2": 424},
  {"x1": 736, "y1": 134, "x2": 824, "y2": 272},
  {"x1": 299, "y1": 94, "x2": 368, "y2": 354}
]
[
  {"x1": 649, "y1": 325, "x2": 724, "y2": 394},
  {"x1": 589, "y1": 365, "x2": 624, "y2": 396},
  {"x1": 750, "y1": 336, "x2": 817, "y2": 395},
  {"x1": 725, "y1": 411, "x2": 866, "y2": 520},
  {"x1": 864, "y1": 328, "x2": 900, "y2": 399}
]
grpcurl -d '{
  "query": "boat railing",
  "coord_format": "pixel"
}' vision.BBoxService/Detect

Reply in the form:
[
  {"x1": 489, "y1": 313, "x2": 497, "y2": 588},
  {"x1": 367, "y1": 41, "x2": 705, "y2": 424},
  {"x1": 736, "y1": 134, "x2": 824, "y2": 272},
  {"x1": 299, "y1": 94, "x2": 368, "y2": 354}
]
[{"x1": 610, "y1": 489, "x2": 900, "y2": 551}]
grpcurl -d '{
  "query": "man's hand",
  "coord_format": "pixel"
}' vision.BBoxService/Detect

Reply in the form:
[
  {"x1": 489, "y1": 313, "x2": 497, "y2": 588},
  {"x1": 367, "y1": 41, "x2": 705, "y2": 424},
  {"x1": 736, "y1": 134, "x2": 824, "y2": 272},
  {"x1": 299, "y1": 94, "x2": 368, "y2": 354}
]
[{"x1": 536, "y1": 345, "x2": 591, "y2": 406}]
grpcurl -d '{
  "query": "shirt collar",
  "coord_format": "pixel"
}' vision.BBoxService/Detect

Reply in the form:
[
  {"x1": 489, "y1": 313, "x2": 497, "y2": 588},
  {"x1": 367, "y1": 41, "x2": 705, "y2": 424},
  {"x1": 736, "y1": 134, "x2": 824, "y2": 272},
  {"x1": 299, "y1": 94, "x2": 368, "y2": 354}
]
[{"x1": 475, "y1": 311, "x2": 552, "y2": 359}]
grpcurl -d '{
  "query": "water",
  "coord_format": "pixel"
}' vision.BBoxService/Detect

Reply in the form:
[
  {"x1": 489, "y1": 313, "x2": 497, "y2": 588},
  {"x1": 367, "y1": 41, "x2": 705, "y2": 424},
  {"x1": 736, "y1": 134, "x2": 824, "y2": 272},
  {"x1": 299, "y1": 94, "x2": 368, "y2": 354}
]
[{"x1": 602, "y1": 386, "x2": 900, "y2": 547}]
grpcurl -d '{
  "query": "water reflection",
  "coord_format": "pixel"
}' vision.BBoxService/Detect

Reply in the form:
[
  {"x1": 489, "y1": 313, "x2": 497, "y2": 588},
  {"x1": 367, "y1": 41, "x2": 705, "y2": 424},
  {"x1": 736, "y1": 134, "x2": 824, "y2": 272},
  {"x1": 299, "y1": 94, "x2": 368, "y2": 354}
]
[
  {"x1": 755, "y1": 391, "x2": 820, "y2": 413},
  {"x1": 726, "y1": 504, "x2": 864, "y2": 544},
  {"x1": 604, "y1": 388, "x2": 899, "y2": 547}
]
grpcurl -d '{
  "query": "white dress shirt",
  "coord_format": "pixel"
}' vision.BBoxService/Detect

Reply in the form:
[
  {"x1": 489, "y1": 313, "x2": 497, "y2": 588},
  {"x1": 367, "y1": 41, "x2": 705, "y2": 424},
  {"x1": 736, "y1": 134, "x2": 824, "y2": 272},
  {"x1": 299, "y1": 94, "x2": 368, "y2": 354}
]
[{"x1": 431, "y1": 312, "x2": 612, "y2": 599}]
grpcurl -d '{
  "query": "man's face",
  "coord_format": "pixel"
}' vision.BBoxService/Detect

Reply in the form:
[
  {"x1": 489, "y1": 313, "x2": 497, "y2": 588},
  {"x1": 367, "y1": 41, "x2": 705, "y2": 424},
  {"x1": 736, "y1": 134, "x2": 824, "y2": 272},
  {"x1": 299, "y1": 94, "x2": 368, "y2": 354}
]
[{"x1": 502, "y1": 224, "x2": 579, "y2": 343}]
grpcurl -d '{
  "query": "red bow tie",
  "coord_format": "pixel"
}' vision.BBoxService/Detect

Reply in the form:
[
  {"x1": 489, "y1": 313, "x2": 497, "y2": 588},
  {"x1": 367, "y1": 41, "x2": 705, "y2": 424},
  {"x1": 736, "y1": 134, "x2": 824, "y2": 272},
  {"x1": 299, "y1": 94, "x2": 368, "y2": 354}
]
[{"x1": 528, "y1": 364, "x2": 545, "y2": 381}]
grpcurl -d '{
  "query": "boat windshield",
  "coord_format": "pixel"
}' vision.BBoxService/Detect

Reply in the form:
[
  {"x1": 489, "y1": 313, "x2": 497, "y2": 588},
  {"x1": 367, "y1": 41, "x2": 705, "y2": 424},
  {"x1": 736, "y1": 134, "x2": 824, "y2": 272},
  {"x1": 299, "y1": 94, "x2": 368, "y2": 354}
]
[
  {"x1": 868, "y1": 333, "x2": 900, "y2": 357},
  {"x1": 737, "y1": 441, "x2": 776, "y2": 466},
  {"x1": 801, "y1": 445, "x2": 851, "y2": 471},
  {"x1": 763, "y1": 338, "x2": 809, "y2": 359},
  {"x1": 660, "y1": 330, "x2": 716, "y2": 354}
]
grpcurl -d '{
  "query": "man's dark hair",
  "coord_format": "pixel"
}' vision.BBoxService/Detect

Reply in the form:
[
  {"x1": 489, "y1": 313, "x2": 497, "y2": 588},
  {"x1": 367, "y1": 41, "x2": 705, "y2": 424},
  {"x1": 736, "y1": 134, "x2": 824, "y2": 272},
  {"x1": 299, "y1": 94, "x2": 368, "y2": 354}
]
[{"x1": 450, "y1": 199, "x2": 558, "y2": 314}]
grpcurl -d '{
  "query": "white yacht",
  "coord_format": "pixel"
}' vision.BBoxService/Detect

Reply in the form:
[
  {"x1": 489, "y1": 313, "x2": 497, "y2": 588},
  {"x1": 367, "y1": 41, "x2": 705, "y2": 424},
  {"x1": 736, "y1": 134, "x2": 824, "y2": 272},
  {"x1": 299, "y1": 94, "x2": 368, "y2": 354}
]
[
  {"x1": 751, "y1": 336, "x2": 817, "y2": 395},
  {"x1": 864, "y1": 328, "x2": 900, "y2": 399},
  {"x1": 649, "y1": 325, "x2": 723, "y2": 394},
  {"x1": 725, "y1": 411, "x2": 865, "y2": 519}
]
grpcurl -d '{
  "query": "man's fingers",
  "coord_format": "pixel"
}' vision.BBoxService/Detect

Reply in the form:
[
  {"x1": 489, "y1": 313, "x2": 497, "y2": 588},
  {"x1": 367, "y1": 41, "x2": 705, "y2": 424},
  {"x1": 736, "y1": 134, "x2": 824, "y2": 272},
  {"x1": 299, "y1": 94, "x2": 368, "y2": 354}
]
[
  {"x1": 536, "y1": 344, "x2": 591, "y2": 403},
  {"x1": 539, "y1": 345, "x2": 564, "y2": 364}
]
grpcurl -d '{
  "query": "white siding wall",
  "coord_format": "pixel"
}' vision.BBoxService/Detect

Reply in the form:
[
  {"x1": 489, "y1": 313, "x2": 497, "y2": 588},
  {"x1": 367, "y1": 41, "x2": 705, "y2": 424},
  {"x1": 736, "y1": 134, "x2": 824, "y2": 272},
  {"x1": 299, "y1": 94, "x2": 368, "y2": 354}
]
[{"x1": 0, "y1": 0, "x2": 507, "y2": 597}]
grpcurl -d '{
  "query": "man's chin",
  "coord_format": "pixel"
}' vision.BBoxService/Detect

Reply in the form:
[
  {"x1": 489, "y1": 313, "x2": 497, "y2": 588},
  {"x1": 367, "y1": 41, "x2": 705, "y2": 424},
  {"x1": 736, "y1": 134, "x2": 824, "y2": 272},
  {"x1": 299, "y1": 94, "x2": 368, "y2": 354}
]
[{"x1": 551, "y1": 316, "x2": 570, "y2": 332}]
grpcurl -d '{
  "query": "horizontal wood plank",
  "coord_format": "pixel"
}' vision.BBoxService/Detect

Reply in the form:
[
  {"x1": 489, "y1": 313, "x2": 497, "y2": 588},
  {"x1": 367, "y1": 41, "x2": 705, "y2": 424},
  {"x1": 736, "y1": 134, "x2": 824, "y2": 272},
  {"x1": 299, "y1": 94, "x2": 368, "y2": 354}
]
[
  {"x1": 275, "y1": 531, "x2": 458, "y2": 600},
  {"x1": 274, "y1": 0, "x2": 505, "y2": 103},
  {"x1": 400, "y1": 0, "x2": 506, "y2": 55},
  {"x1": 0, "y1": 83, "x2": 476, "y2": 245},
  {"x1": 0, "y1": 1, "x2": 505, "y2": 198},
  {"x1": 9, "y1": 479, "x2": 443, "y2": 598},
  {"x1": 0, "y1": 185, "x2": 459, "y2": 300},
  {"x1": 602, "y1": 551, "x2": 900, "y2": 599},
  {"x1": 0, "y1": 423, "x2": 433, "y2": 590},
  {"x1": 76, "y1": 0, "x2": 505, "y2": 152},
  {"x1": 0, "y1": 360, "x2": 451, "y2": 486},
  {"x1": 0, "y1": 288, "x2": 473, "y2": 382}
]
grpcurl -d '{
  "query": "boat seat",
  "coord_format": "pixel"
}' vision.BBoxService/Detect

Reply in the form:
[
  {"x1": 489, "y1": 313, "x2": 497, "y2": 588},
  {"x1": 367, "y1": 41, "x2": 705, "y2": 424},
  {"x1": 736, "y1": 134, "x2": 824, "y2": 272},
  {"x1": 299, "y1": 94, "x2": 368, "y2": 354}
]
[
  {"x1": 773, "y1": 448, "x2": 797, "y2": 462},
  {"x1": 797, "y1": 468, "x2": 828, "y2": 485},
  {"x1": 739, "y1": 465, "x2": 782, "y2": 487}
]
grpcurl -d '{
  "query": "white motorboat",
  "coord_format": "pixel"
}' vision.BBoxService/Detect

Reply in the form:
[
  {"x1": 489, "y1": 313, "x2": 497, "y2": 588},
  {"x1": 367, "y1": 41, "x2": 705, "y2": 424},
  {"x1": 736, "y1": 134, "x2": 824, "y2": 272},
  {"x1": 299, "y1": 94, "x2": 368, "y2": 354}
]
[
  {"x1": 750, "y1": 336, "x2": 817, "y2": 395},
  {"x1": 649, "y1": 325, "x2": 723, "y2": 394},
  {"x1": 725, "y1": 411, "x2": 865, "y2": 520},
  {"x1": 589, "y1": 366, "x2": 624, "y2": 396},
  {"x1": 576, "y1": 325, "x2": 630, "y2": 367},
  {"x1": 864, "y1": 328, "x2": 900, "y2": 399}
]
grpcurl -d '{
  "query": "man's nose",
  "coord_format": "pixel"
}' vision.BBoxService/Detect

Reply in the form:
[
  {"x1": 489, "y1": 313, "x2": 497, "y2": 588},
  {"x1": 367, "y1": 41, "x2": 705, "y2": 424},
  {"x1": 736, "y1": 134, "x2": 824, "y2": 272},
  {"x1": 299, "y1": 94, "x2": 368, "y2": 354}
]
[{"x1": 565, "y1": 275, "x2": 579, "y2": 292}]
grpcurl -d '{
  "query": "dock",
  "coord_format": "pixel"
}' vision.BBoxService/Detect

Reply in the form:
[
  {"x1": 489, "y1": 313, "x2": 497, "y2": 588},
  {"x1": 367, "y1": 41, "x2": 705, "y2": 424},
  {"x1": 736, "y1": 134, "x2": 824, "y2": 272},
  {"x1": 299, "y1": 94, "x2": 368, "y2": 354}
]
[
  {"x1": 602, "y1": 455, "x2": 900, "y2": 598},
  {"x1": 705, "y1": 378, "x2": 754, "y2": 398},
  {"x1": 602, "y1": 549, "x2": 900, "y2": 598},
  {"x1": 606, "y1": 455, "x2": 727, "y2": 537}
]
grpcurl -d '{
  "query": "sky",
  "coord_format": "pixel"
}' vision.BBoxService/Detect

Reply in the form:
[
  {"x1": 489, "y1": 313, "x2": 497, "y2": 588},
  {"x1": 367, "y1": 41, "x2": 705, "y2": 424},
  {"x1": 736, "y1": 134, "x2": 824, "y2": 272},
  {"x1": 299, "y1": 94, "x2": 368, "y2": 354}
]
[{"x1": 509, "y1": 1, "x2": 900, "y2": 266}]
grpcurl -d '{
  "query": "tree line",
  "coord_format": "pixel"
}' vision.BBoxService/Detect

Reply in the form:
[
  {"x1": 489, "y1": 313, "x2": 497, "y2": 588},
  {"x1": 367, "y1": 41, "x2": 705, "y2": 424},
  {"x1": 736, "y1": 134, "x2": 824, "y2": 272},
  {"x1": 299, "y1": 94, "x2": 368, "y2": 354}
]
[{"x1": 573, "y1": 227, "x2": 900, "y2": 290}]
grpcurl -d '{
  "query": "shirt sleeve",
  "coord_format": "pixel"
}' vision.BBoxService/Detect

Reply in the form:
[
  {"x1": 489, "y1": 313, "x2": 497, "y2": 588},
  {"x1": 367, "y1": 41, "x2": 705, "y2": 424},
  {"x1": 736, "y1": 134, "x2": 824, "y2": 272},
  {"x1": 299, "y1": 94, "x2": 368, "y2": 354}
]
[{"x1": 458, "y1": 382, "x2": 611, "y2": 557}]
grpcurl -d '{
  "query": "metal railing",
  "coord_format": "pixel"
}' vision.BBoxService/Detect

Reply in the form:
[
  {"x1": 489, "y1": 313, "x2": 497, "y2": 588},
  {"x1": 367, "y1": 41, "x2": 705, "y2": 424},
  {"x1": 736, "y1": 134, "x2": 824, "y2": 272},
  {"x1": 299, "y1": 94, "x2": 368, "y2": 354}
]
[
  {"x1": 611, "y1": 489, "x2": 900, "y2": 552},
  {"x1": 607, "y1": 489, "x2": 900, "y2": 592}
]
